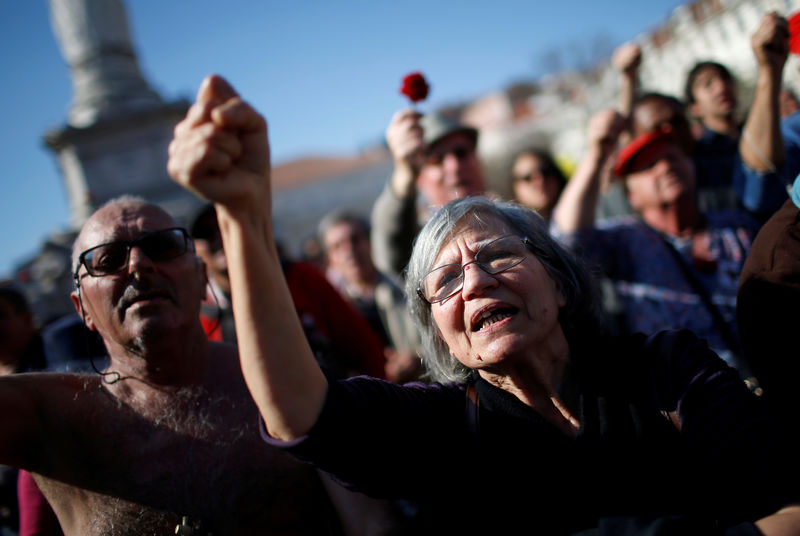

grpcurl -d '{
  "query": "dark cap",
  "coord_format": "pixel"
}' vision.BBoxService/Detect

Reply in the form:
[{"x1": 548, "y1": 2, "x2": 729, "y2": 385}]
[
  {"x1": 421, "y1": 113, "x2": 478, "y2": 149},
  {"x1": 613, "y1": 126, "x2": 676, "y2": 177}
]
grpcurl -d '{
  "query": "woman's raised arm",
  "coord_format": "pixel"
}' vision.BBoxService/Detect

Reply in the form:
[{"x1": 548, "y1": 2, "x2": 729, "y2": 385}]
[{"x1": 167, "y1": 74, "x2": 328, "y2": 440}]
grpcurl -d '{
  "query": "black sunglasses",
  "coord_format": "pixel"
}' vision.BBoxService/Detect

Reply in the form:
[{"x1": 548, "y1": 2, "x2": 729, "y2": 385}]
[{"x1": 74, "y1": 227, "x2": 193, "y2": 279}]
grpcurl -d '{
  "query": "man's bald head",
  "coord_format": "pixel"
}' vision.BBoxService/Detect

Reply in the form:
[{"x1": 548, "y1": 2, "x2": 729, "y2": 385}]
[
  {"x1": 72, "y1": 196, "x2": 179, "y2": 276},
  {"x1": 70, "y1": 196, "x2": 207, "y2": 354}
]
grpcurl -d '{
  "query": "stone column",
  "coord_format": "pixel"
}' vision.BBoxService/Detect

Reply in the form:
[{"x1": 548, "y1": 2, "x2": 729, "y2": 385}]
[
  {"x1": 29, "y1": 0, "x2": 197, "y2": 322},
  {"x1": 47, "y1": 0, "x2": 163, "y2": 127},
  {"x1": 43, "y1": 0, "x2": 196, "y2": 228}
]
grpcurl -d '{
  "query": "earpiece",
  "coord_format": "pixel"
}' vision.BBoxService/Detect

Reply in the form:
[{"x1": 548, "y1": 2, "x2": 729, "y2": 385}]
[{"x1": 73, "y1": 277, "x2": 121, "y2": 385}]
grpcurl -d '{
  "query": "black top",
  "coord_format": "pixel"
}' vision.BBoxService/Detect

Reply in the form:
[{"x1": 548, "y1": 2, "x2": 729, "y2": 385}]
[{"x1": 265, "y1": 330, "x2": 799, "y2": 535}]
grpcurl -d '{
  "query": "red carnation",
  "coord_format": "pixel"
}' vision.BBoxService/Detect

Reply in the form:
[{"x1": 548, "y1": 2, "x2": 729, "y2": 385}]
[
  {"x1": 790, "y1": 11, "x2": 800, "y2": 56},
  {"x1": 400, "y1": 72, "x2": 430, "y2": 103}
]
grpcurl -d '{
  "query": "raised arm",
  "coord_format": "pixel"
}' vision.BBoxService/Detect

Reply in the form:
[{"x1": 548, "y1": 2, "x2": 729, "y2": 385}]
[
  {"x1": 370, "y1": 109, "x2": 425, "y2": 279},
  {"x1": 739, "y1": 12, "x2": 789, "y2": 173},
  {"x1": 552, "y1": 108, "x2": 627, "y2": 233},
  {"x1": 167, "y1": 75, "x2": 327, "y2": 441},
  {"x1": 612, "y1": 42, "x2": 642, "y2": 121},
  {"x1": 756, "y1": 506, "x2": 800, "y2": 536},
  {"x1": 385, "y1": 109, "x2": 425, "y2": 200}
]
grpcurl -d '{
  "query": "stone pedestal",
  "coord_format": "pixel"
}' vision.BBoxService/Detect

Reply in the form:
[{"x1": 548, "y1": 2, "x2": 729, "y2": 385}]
[
  {"x1": 43, "y1": 101, "x2": 198, "y2": 229},
  {"x1": 44, "y1": 0, "x2": 201, "y2": 229}
]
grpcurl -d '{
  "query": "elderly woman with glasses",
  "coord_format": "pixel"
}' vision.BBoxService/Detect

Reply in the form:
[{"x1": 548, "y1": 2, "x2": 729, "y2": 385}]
[{"x1": 168, "y1": 74, "x2": 800, "y2": 536}]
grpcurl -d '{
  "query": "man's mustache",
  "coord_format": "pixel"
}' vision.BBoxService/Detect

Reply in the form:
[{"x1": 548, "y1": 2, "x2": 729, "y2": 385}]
[{"x1": 119, "y1": 278, "x2": 177, "y2": 309}]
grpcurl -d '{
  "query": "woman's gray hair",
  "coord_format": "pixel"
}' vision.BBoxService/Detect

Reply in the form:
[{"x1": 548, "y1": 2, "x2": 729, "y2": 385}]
[{"x1": 405, "y1": 196, "x2": 603, "y2": 383}]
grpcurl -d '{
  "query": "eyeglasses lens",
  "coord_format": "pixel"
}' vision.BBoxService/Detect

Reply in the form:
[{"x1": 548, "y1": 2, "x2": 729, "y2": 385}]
[
  {"x1": 84, "y1": 244, "x2": 128, "y2": 276},
  {"x1": 81, "y1": 229, "x2": 188, "y2": 277},
  {"x1": 142, "y1": 230, "x2": 187, "y2": 260},
  {"x1": 420, "y1": 236, "x2": 527, "y2": 303}
]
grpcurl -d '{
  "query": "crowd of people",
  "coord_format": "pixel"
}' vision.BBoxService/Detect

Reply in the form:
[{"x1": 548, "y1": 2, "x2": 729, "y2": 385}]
[{"x1": 1, "y1": 9, "x2": 799, "y2": 536}]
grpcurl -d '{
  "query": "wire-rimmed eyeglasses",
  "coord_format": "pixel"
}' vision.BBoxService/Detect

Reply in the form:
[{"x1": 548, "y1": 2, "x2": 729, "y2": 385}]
[{"x1": 417, "y1": 235, "x2": 531, "y2": 304}]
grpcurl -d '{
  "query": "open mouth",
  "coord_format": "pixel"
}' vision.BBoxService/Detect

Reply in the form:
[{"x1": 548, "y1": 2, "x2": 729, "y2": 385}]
[{"x1": 471, "y1": 306, "x2": 517, "y2": 332}]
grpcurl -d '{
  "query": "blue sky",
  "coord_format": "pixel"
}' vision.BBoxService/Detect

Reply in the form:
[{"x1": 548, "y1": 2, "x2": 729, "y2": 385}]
[{"x1": 0, "y1": 0, "x2": 687, "y2": 279}]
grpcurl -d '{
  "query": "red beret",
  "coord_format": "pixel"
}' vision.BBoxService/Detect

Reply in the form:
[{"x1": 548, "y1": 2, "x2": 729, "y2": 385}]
[{"x1": 613, "y1": 126, "x2": 676, "y2": 177}]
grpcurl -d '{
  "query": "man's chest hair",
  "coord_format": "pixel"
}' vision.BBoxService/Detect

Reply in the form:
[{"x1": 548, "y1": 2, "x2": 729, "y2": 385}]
[{"x1": 39, "y1": 381, "x2": 318, "y2": 532}]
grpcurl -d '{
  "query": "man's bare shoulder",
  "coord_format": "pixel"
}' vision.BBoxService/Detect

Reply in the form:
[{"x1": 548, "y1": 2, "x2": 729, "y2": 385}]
[
  {"x1": 0, "y1": 372, "x2": 110, "y2": 475},
  {"x1": 4, "y1": 370, "x2": 101, "y2": 385},
  {"x1": 0, "y1": 371, "x2": 103, "y2": 408}
]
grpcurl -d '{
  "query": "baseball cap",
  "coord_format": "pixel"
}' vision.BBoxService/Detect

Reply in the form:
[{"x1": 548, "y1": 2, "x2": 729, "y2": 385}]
[
  {"x1": 421, "y1": 113, "x2": 479, "y2": 149},
  {"x1": 613, "y1": 126, "x2": 676, "y2": 177}
]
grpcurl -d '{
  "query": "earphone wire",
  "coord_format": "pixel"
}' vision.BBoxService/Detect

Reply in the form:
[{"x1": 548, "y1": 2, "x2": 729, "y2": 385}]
[{"x1": 75, "y1": 279, "x2": 122, "y2": 385}]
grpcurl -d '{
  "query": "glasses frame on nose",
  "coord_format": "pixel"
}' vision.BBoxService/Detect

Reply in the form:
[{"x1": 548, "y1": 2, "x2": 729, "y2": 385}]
[
  {"x1": 74, "y1": 227, "x2": 193, "y2": 280},
  {"x1": 417, "y1": 235, "x2": 531, "y2": 304}
]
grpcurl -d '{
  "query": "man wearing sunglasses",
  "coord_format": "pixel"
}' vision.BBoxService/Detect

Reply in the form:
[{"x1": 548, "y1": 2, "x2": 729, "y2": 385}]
[
  {"x1": 1, "y1": 195, "x2": 405, "y2": 535},
  {"x1": 371, "y1": 110, "x2": 486, "y2": 282}
]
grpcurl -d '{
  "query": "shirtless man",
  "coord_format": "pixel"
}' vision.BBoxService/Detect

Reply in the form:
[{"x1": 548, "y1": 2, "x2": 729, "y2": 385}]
[{"x1": 2, "y1": 195, "x2": 399, "y2": 535}]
